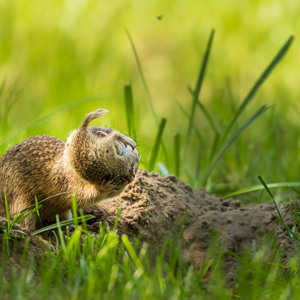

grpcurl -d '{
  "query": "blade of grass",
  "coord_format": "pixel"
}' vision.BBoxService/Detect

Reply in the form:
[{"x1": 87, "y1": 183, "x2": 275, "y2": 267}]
[
  {"x1": 34, "y1": 196, "x2": 40, "y2": 219},
  {"x1": 113, "y1": 208, "x2": 122, "y2": 232},
  {"x1": 203, "y1": 105, "x2": 271, "y2": 184},
  {"x1": 195, "y1": 141, "x2": 201, "y2": 183},
  {"x1": 124, "y1": 84, "x2": 136, "y2": 139},
  {"x1": 31, "y1": 215, "x2": 94, "y2": 235},
  {"x1": 122, "y1": 235, "x2": 144, "y2": 271},
  {"x1": 125, "y1": 29, "x2": 157, "y2": 123},
  {"x1": 258, "y1": 175, "x2": 299, "y2": 246},
  {"x1": 224, "y1": 182, "x2": 300, "y2": 199},
  {"x1": 185, "y1": 29, "x2": 215, "y2": 157},
  {"x1": 16, "y1": 192, "x2": 68, "y2": 213},
  {"x1": 257, "y1": 175, "x2": 285, "y2": 222},
  {"x1": 221, "y1": 35, "x2": 294, "y2": 145},
  {"x1": 148, "y1": 118, "x2": 167, "y2": 171},
  {"x1": 4, "y1": 195, "x2": 10, "y2": 233},
  {"x1": 174, "y1": 133, "x2": 181, "y2": 177},
  {"x1": 55, "y1": 215, "x2": 66, "y2": 254},
  {"x1": 3, "y1": 194, "x2": 12, "y2": 255},
  {"x1": 0, "y1": 79, "x2": 5, "y2": 97},
  {"x1": 197, "y1": 99, "x2": 219, "y2": 134},
  {"x1": 209, "y1": 132, "x2": 220, "y2": 161},
  {"x1": 11, "y1": 205, "x2": 42, "y2": 227},
  {"x1": 187, "y1": 86, "x2": 219, "y2": 135},
  {"x1": 35, "y1": 196, "x2": 43, "y2": 227},
  {"x1": 126, "y1": 30, "x2": 170, "y2": 169},
  {"x1": 72, "y1": 195, "x2": 78, "y2": 228},
  {"x1": 177, "y1": 101, "x2": 204, "y2": 143},
  {"x1": 79, "y1": 209, "x2": 88, "y2": 233}
]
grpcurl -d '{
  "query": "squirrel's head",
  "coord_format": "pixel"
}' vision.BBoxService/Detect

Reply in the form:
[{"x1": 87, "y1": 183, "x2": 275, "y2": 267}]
[{"x1": 65, "y1": 109, "x2": 140, "y2": 196}]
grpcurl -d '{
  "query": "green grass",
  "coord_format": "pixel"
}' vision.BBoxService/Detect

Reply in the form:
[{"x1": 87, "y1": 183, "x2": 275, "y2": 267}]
[
  {"x1": 1, "y1": 215, "x2": 300, "y2": 299},
  {"x1": 1, "y1": 32, "x2": 299, "y2": 297},
  {"x1": 1, "y1": 1, "x2": 300, "y2": 298}
]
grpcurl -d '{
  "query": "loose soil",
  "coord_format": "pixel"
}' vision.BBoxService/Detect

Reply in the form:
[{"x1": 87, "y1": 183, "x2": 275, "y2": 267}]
[
  {"x1": 85, "y1": 169, "x2": 297, "y2": 278},
  {"x1": 1, "y1": 169, "x2": 297, "y2": 280}
]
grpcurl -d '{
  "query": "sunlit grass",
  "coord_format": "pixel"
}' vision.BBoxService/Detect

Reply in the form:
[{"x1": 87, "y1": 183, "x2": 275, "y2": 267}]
[
  {"x1": 1, "y1": 1, "x2": 300, "y2": 298},
  {"x1": 1, "y1": 212, "x2": 300, "y2": 299}
]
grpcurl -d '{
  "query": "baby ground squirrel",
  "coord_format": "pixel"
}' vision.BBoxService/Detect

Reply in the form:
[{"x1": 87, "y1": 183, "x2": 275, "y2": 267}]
[{"x1": 0, "y1": 109, "x2": 140, "y2": 231}]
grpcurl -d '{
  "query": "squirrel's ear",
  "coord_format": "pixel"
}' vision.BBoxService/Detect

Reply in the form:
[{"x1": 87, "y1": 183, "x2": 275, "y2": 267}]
[{"x1": 80, "y1": 109, "x2": 109, "y2": 130}]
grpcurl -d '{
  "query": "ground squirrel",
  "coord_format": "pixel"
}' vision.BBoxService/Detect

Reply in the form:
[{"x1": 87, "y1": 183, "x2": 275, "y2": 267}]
[{"x1": 0, "y1": 109, "x2": 140, "y2": 231}]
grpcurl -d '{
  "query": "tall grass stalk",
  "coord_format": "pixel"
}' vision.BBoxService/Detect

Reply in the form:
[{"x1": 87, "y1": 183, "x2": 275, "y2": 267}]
[
  {"x1": 148, "y1": 118, "x2": 167, "y2": 171},
  {"x1": 220, "y1": 35, "x2": 294, "y2": 145},
  {"x1": 126, "y1": 30, "x2": 172, "y2": 171},
  {"x1": 184, "y1": 29, "x2": 215, "y2": 158},
  {"x1": 178, "y1": 35, "x2": 293, "y2": 187},
  {"x1": 124, "y1": 84, "x2": 136, "y2": 139},
  {"x1": 203, "y1": 105, "x2": 271, "y2": 184},
  {"x1": 224, "y1": 182, "x2": 300, "y2": 199},
  {"x1": 125, "y1": 29, "x2": 157, "y2": 123},
  {"x1": 177, "y1": 100, "x2": 203, "y2": 142},
  {"x1": 258, "y1": 175, "x2": 300, "y2": 248},
  {"x1": 174, "y1": 133, "x2": 181, "y2": 177}
]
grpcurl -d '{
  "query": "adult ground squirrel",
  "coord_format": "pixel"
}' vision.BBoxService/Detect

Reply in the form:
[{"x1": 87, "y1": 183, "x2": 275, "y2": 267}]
[{"x1": 0, "y1": 109, "x2": 140, "y2": 231}]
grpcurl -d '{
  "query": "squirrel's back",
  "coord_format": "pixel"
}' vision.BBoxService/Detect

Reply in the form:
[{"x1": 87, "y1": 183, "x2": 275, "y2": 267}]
[
  {"x1": 0, "y1": 135, "x2": 64, "y2": 183},
  {"x1": 0, "y1": 136, "x2": 65, "y2": 215}
]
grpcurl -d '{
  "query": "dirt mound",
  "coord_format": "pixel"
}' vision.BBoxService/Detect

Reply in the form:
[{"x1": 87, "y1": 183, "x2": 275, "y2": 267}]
[
  {"x1": 1, "y1": 169, "x2": 296, "y2": 280},
  {"x1": 85, "y1": 169, "x2": 296, "y2": 276}
]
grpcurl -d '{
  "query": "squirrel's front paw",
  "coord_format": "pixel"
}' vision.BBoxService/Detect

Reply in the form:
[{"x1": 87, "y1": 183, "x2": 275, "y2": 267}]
[{"x1": 114, "y1": 132, "x2": 136, "y2": 151}]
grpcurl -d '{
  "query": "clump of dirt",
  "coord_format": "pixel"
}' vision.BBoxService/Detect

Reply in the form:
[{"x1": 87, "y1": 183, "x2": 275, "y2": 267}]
[{"x1": 85, "y1": 169, "x2": 297, "y2": 277}]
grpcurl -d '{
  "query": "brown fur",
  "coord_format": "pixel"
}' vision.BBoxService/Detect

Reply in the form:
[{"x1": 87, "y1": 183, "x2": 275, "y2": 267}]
[{"x1": 0, "y1": 109, "x2": 140, "y2": 231}]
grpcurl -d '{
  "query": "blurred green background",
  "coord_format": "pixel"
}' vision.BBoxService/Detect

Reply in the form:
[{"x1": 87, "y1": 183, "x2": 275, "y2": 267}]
[{"x1": 0, "y1": 0, "x2": 299, "y2": 198}]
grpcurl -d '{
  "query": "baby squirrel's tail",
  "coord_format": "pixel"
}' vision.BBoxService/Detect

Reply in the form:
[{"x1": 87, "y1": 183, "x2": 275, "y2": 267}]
[{"x1": 80, "y1": 109, "x2": 109, "y2": 130}]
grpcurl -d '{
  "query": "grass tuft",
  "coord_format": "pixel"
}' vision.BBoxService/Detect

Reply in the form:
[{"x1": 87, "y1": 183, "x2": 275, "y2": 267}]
[
  {"x1": 148, "y1": 118, "x2": 167, "y2": 171},
  {"x1": 221, "y1": 35, "x2": 294, "y2": 144}
]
